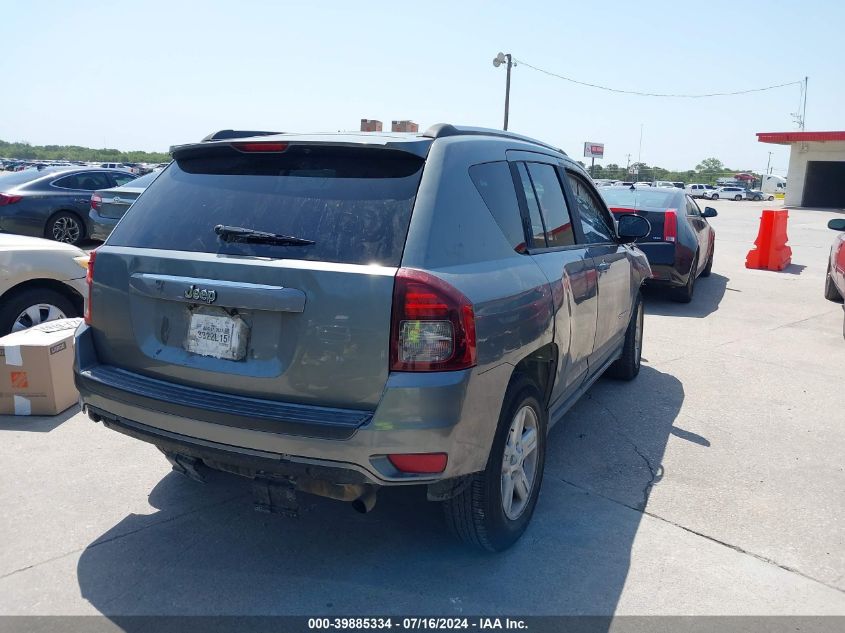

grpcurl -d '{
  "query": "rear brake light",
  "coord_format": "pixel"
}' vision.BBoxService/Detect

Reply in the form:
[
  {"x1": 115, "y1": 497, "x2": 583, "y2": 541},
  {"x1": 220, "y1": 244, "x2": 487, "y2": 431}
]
[
  {"x1": 390, "y1": 268, "x2": 476, "y2": 372},
  {"x1": 90, "y1": 193, "x2": 102, "y2": 211},
  {"x1": 231, "y1": 142, "x2": 289, "y2": 153},
  {"x1": 84, "y1": 249, "x2": 97, "y2": 325},
  {"x1": 663, "y1": 209, "x2": 678, "y2": 242},
  {"x1": 388, "y1": 453, "x2": 448, "y2": 474},
  {"x1": 0, "y1": 193, "x2": 22, "y2": 206}
]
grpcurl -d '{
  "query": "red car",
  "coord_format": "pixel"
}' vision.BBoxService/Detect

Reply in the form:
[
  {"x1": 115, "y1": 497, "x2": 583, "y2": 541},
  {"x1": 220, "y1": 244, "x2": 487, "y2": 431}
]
[{"x1": 825, "y1": 218, "x2": 845, "y2": 338}]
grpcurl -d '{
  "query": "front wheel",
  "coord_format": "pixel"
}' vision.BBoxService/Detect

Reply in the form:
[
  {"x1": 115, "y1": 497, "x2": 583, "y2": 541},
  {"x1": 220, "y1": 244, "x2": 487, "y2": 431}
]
[
  {"x1": 0, "y1": 287, "x2": 79, "y2": 336},
  {"x1": 701, "y1": 244, "x2": 714, "y2": 277},
  {"x1": 443, "y1": 377, "x2": 546, "y2": 552},
  {"x1": 734, "y1": 195, "x2": 742, "y2": 201},
  {"x1": 768, "y1": 195, "x2": 775, "y2": 201},
  {"x1": 711, "y1": 194, "x2": 719, "y2": 200}
]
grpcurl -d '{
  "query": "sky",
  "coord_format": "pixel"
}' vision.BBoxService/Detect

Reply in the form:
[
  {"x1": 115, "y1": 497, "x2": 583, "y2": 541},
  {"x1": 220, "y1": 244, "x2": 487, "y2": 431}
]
[{"x1": 3, "y1": 0, "x2": 843, "y2": 175}]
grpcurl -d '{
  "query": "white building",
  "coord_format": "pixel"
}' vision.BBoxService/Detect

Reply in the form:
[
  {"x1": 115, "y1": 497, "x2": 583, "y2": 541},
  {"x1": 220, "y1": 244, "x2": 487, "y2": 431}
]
[{"x1": 757, "y1": 131, "x2": 845, "y2": 208}]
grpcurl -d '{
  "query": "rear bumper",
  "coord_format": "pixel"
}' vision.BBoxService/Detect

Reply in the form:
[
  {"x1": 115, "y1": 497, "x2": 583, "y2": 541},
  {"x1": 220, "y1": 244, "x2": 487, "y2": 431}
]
[
  {"x1": 635, "y1": 242, "x2": 686, "y2": 287},
  {"x1": 87, "y1": 210, "x2": 118, "y2": 241},
  {"x1": 74, "y1": 324, "x2": 509, "y2": 486}
]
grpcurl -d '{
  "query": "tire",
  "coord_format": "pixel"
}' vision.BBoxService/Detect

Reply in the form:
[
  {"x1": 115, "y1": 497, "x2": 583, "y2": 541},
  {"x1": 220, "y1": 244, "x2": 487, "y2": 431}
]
[
  {"x1": 711, "y1": 194, "x2": 719, "y2": 200},
  {"x1": 45, "y1": 211, "x2": 85, "y2": 245},
  {"x1": 767, "y1": 195, "x2": 775, "y2": 201},
  {"x1": 671, "y1": 254, "x2": 698, "y2": 303},
  {"x1": 734, "y1": 195, "x2": 742, "y2": 201},
  {"x1": 443, "y1": 376, "x2": 547, "y2": 552},
  {"x1": 606, "y1": 292, "x2": 644, "y2": 381},
  {"x1": 701, "y1": 244, "x2": 714, "y2": 277},
  {"x1": 824, "y1": 262, "x2": 844, "y2": 303},
  {"x1": 0, "y1": 287, "x2": 79, "y2": 336}
]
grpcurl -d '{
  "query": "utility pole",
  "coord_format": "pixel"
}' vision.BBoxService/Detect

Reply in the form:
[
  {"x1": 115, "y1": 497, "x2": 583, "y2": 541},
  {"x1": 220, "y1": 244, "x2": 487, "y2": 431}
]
[
  {"x1": 766, "y1": 151, "x2": 773, "y2": 175},
  {"x1": 625, "y1": 153, "x2": 631, "y2": 180},
  {"x1": 801, "y1": 76, "x2": 808, "y2": 131},
  {"x1": 636, "y1": 125, "x2": 643, "y2": 182},
  {"x1": 493, "y1": 53, "x2": 513, "y2": 131}
]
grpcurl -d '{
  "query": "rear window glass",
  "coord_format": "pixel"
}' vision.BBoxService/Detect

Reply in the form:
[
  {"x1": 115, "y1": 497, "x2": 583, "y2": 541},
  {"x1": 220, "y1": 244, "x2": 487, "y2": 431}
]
[
  {"x1": 107, "y1": 147, "x2": 425, "y2": 266},
  {"x1": 0, "y1": 169, "x2": 59, "y2": 188},
  {"x1": 469, "y1": 162, "x2": 526, "y2": 253},
  {"x1": 598, "y1": 187, "x2": 682, "y2": 210}
]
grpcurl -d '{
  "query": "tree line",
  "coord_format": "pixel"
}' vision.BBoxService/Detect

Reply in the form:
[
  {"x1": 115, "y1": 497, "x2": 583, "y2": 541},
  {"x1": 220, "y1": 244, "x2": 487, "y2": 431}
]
[
  {"x1": 580, "y1": 157, "x2": 762, "y2": 184},
  {"x1": 0, "y1": 140, "x2": 170, "y2": 164}
]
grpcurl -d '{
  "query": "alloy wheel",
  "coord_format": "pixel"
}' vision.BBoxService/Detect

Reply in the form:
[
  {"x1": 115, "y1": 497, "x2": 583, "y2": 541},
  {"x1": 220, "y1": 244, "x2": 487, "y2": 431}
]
[
  {"x1": 52, "y1": 216, "x2": 81, "y2": 243},
  {"x1": 501, "y1": 404, "x2": 540, "y2": 520},
  {"x1": 12, "y1": 304, "x2": 67, "y2": 333}
]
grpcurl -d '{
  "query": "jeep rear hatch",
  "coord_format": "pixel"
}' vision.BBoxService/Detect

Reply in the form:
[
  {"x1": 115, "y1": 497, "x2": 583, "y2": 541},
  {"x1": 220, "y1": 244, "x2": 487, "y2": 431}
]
[{"x1": 90, "y1": 141, "x2": 426, "y2": 411}]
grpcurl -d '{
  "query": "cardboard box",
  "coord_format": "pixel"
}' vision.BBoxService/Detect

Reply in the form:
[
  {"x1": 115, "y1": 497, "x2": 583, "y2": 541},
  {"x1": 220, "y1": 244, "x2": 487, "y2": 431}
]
[{"x1": 0, "y1": 318, "x2": 83, "y2": 416}]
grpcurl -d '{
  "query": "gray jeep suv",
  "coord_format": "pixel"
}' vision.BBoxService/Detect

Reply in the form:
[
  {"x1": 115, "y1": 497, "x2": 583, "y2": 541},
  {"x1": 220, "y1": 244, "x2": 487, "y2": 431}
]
[{"x1": 74, "y1": 125, "x2": 651, "y2": 551}]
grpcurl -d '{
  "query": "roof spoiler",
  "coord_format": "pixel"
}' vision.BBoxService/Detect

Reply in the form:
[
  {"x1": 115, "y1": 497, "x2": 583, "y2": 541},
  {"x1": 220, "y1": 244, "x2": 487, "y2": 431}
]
[{"x1": 201, "y1": 129, "x2": 282, "y2": 142}]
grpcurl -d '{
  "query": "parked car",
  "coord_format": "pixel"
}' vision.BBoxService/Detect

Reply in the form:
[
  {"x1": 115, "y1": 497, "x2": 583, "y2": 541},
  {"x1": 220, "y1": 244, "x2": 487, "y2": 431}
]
[
  {"x1": 88, "y1": 170, "x2": 159, "y2": 241},
  {"x1": 0, "y1": 167, "x2": 136, "y2": 245},
  {"x1": 672, "y1": 182, "x2": 685, "y2": 189},
  {"x1": 599, "y1": 185, "x2": 716, "y2": 302},
  {"x1": 711, "y1": 186, "x2": 746, "y2": 201},
  {"x1": 825, "y1": 218, "x2": 845, "y2": 339},
  {"x1": 653, "y1": 180, "x2": 675, "y2": 188},
  {"x1": 0, "y1": 233, "x2": 87, "y2": 335},
  {"x1": 74, "y1": 124, "x2": 652, "y2": 551},
  {"x1": 100, "y1": 162, "x2": 138, "y2": 174},
  {"x1": 685, "y1": 183, "x2": 717, "y2": 198},
  {"x1": 745, "y1": 189, "x2": 775, "y2": 202}
]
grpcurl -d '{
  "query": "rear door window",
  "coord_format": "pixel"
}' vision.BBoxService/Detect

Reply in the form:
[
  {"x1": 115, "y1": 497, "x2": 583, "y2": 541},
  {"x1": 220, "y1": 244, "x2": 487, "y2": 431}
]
[
  {"x1": 525, "y1": 163, "x2": 575, "y2": 248},
  {"x1": 54, "y1": 172, "x2": 113, "y2": 190},
  {"x1": 469, "y1": 162, "x2": 527, "y2": 253},
  {"x1": 111, "y1": 173, "x2": 137, "y2": 187},
  {"x1": 107, "y1": 146, "x2": 424, "y2": 267},
  {"x1": 515, "y1": 163, "x2": 548, "y2": 248}
]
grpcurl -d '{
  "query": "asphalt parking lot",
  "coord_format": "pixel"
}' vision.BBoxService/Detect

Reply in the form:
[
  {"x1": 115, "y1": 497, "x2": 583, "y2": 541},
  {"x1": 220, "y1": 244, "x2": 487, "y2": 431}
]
[{"x1": 1, "y1": 199, "x2": 843, "y2": 616}]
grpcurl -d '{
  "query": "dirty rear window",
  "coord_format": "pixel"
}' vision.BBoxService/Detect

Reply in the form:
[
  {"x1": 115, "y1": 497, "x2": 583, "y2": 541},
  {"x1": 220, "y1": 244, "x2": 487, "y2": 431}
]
[{"x1": 107, "y1": 146, "x2": 425, "y2": 266}]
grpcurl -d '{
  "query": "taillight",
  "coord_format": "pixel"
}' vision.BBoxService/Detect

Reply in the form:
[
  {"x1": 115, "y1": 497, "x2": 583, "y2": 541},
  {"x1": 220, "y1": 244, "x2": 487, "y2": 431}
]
[
  {"x1": 231, "y1": 142, "x2": 289, "y2": 152},
  {"x1": 388, "y1": 453, "x2": 448, "y2": 474},
  {"x1": 663, "y1": 209, "x2": 678, "y2": 242},
  {"x1": 390, "y1": 268, "x2": 477, "y2": 372},
  {"x1": 609, "y1": 207, "x2": 639, "y2": 215},
  {"x1": 90, "y1": 193, "x2": 102, "y2": 211},
  {"x1": 84, "y1": 249, "x2": 97, "y2": 325},
  {"x1": 0, "y1": 193, "x2": 22, "y2": 206}
]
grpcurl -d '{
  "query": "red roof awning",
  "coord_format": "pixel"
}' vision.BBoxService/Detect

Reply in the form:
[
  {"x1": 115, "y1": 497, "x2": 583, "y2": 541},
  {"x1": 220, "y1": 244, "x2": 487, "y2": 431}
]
[{"x1": 757, "y1": 131, "x2": 845, "y2": 145}]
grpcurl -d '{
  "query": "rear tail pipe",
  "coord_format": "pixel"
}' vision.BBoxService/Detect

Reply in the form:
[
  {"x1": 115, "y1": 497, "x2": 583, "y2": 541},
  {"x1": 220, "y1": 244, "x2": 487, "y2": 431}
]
[{"x1": 351, "y1": 487, "x2": 377, "y2": 514}]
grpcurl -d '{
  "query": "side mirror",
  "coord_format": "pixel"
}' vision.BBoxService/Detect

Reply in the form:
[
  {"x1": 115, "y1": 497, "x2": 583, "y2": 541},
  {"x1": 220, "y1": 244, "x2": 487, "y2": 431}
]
[
  {"x1": 617, "y1": 214, "x2": 651, "y2": 241},
  {"x1": 702, "y1": 207, "x2": 718, "y2": 218},
  {"x1": 829, "y1": 219, "x2": 845, "y2": 231}
]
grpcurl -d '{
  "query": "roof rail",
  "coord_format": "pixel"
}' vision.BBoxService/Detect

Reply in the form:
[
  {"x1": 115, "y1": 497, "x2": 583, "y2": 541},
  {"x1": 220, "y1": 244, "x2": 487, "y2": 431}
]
[
  {"x1": 202, "y1": 129, "x2": 282, "y2": 142},
  {"x1": 422, "y1": 123, "x2": 566, "y2": 155}
]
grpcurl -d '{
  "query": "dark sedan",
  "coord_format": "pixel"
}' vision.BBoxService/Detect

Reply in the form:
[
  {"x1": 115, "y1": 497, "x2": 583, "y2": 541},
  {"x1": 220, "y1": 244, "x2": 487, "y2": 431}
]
[
  {"x1": 0, "y1": 167, "x2": 136, "y2": 245},
  {"x1": 599, "y1": 186, "x2": 717, "y2": 303},
  {"x1": 88, "y1": 170, "x2": 160, "y2": 241}
]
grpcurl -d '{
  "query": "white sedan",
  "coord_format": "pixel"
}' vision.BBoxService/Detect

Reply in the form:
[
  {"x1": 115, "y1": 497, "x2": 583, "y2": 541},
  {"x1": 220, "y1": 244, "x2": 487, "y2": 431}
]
[{"x1": 0, "y1": 233, "x2": 88, "y2": 335}]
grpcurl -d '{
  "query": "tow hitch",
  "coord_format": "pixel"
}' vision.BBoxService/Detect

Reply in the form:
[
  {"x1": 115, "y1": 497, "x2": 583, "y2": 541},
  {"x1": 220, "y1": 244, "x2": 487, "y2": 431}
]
[{"x1": 252, "y1": 477, "x2": 299, "y2": 517}]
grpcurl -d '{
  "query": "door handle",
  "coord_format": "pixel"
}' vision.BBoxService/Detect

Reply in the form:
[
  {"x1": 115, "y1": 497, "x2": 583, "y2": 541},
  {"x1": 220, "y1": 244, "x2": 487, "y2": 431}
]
[{"x1": 596, "y1": 261, "x2": 611, "y2": 273}]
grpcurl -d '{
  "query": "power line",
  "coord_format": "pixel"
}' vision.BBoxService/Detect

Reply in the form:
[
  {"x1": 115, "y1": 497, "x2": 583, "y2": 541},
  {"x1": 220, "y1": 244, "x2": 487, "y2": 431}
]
[{"x1": 513, "y1": 58, "x2": 804, "y2": 98}]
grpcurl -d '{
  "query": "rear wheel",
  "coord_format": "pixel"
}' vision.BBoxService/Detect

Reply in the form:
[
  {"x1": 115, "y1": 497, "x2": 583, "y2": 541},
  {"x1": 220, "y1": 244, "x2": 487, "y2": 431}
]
[
  {"x1": 46, "y1": 211, "x2": 85, "y2": 245},
  {"x1": 671, "y1": 254, "x2": 698, "y2": 303},
  {"x1": 734, "y1": 195, "x2": 742, "y2": 201},
  {"x1": 606, "y1": 292, "x2": 644, "y2": 380},
  {"x1": 701, "y1": 244, "x2": 714, "y2": 277},
  {"x1": 443, "y1": 376, "x2": 546, "y2": 552},
  {"x1": 767, "y1": 195, "x2": 775, "y2": 201},
  {"x1": 0, "y1": 287, "x2": 78, "y2": 336},
  {"x1": 825, "y1": 262, "x2": 843, "y2": 302},
  {"x1": 711, "y1": 194, "x2": 719, "y2": 200}
]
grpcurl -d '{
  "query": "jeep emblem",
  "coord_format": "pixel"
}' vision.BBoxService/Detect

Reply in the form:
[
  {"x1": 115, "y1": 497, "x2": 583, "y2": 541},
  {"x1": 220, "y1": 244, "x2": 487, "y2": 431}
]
[{"x1": 184, "y1": 284, "x2": 217, "y2": 304}]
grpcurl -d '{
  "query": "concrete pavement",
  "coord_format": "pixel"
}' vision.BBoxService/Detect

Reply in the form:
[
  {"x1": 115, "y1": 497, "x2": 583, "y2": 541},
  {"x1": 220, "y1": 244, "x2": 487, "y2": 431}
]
[{"x1": 1, "y1": 199, "x2": 843, "y2": 615}]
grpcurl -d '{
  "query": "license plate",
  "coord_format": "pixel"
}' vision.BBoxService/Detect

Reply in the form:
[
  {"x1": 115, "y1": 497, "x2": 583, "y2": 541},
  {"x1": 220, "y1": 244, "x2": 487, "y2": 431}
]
[{"x1": 184, "y1": 310, "x2": 248, "y2": 361}]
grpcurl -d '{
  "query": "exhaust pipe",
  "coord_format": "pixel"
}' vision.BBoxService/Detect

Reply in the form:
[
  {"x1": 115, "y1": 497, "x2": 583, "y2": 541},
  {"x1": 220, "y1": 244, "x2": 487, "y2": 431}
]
[
  {"x1": 351, "y1": 487, "x2": 377, "y2": 514},
  {"x1": 294, "y1": 479, "x2": 378, "y2": 513}
]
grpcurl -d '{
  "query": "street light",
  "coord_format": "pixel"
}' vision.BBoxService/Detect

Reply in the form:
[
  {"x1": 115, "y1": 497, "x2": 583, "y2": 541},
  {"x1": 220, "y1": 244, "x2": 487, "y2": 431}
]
[{"x1": 493, "y1": 52, "x2": 513, "y2": 130}]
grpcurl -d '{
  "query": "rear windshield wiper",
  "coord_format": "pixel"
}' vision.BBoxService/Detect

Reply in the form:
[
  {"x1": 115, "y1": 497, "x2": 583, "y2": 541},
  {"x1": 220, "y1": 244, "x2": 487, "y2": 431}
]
[{"x1": 214, "y1": 224, "x2": 315, "y2": 246}]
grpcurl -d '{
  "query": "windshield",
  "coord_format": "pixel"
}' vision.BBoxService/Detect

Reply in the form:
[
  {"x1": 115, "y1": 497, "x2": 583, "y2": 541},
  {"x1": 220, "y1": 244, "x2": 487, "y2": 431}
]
[
  {"x1": 598, "y1": 187, "x2": 682, "y2": 210},
  {"x1": 107, "y1": 146, "x2": 425, "y2": 266}
]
